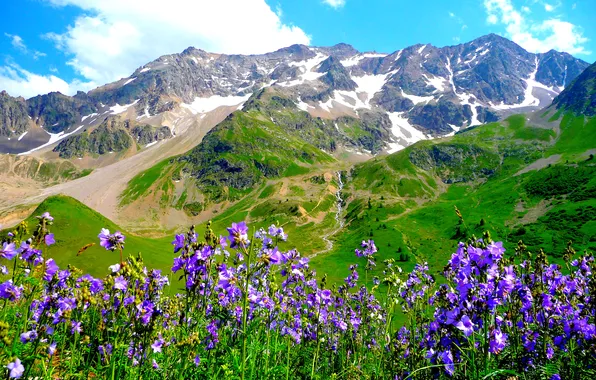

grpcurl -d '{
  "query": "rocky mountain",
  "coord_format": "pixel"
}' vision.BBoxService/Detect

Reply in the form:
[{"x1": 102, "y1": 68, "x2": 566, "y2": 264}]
[
  {"x1": 552, "y1": 61, "x2": 596, "y2": 116},
  {"x1": 52, "y1": 117, "x2": 172, "y2": 158},
  {"x1": 0, "y1": 34, "x2": 589, "y2": 155},
  {"x1": 0, "y1": 91, "x2": 30, "y2": 138}
]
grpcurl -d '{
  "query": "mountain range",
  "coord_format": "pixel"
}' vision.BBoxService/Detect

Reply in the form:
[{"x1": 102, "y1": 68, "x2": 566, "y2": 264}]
[
  {"x1": 0, "y1": 33, "x2": 589, "y2": 156},
  {"x1": 0, "y1": 33, "x2": 595, "y2": 283}
]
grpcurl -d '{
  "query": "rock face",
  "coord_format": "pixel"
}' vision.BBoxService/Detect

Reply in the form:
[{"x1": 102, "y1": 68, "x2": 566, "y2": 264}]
[
  {"x1": 52, "y1": 117, "x2": 171, "y2": 158},
  {"x1": 0, "y1": 33, "x2": 590, "y2": 154},
  {"x1": 27, "y1": 92, "x2": 98, "y2": 134},
  {"x1": 552, "y1": 61, "x2": 596, "y2": 116},
  {"x1": 0, "y1": 91, "x2": 29, "y2": 137},
  {"x1": 409, "y1": 143, "x2": 501, "y2": 183}
]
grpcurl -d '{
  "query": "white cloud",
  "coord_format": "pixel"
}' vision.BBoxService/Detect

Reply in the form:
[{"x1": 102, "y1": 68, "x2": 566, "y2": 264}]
[
  {"x1": 26, "y1": 0, "x2": 309, "y2": 88},
  {"x1": 4, "y1": 34, "x2": 47, "y2": 60},
  {"x1": 521, "y1": 6, "x2": 531, "y2": 13},
  {"x1": 484, "y1": 0, "x2": 590, "y2": 55},
  {"x1": 544, "y1": 4, "x2": 554, "y2": 12},
  {"x1": 323, "y1": 0, "x2": 346, "y2": 8},
  {"x1": 5, "y1": 33, "x2": 27, "y2": 52},
  {"x1": 449, "y1": 12, "x2": 455, "y2": 18},
  {"x1": 0, "y1": 63, "x2": 96, "y2": 98}
]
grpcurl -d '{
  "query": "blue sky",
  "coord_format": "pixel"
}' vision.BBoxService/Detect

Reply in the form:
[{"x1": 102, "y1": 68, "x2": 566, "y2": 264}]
[{"x1": 1, "y1": 0, "x2": 594, "y2": 98}]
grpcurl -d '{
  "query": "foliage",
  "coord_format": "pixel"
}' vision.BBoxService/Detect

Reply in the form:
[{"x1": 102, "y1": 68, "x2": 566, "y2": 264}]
[{"x1": 1, "y1": 212, "x2": 594, "y2": 379}]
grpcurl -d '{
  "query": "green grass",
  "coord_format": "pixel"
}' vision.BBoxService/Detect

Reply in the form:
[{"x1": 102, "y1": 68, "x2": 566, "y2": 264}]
[
  {"x1": 313, "y1": 113, "x2": 595, "y2": 284},
  {"x1": 7, "y1": 196, "x2": 174, "y2": 282},
  {"x1": 120, "y1": 158, "x2": 179, "y2": 206}
]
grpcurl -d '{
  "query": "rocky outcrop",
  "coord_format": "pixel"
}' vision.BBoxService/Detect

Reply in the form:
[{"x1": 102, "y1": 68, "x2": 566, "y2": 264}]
[
  {"x1": 409, "y1": 143, "x2": 501, "y2": 183},
  {"x1": 552, "y1": 61, "x2": 596, "y2": 116},
  {"x1": 52, "y1": 117, "x2": 171, "y2": 158},
  {"x1": 27, "y1": 92, "x2": 98, "y2": 133},
  {"x1": 0, "y1": 91, "x2": 29, "y2": 137}
]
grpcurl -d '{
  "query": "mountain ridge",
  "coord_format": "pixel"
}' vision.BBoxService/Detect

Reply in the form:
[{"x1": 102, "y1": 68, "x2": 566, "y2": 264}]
[{"x1": 0, "y1": 33, "x2": 589, "y2": 156}]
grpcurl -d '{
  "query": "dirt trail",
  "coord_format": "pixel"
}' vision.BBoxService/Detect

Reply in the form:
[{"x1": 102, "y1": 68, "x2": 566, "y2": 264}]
[{"x1": 0, "y1": 106, "x2": 237, "y2": 227}]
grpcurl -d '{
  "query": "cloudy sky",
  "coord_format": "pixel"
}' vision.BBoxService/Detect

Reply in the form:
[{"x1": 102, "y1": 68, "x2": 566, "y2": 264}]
[{"x1": 1, "y1": 0, "x2": 594, "y2": 98}]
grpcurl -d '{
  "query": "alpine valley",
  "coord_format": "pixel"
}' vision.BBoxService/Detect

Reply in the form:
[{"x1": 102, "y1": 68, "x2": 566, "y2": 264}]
[{"x1": 0, "y1": 33, "x2": 595, "y2": 282}]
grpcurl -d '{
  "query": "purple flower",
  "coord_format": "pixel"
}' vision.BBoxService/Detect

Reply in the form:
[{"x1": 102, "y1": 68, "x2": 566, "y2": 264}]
[
  {"x1": 43, "y1": 259, "x2": 59, "y2": 281},
  {"x1": 41, "y1": 212, "x2": 54, "y2": 222},
  {"x1": 489, "y1": 329, "x2": 507, "y2": 354},
  {"x1": 151, "y1": 338, "x2": 164, "y2": 353},
  {"x1": 0, "y1": 280, "x2": 22, "y2": 301},
  {"x1": 44, "y1": 233, "x2": 55, "y2": 246},
  {"x1": 108, "y1": 264, "x2": 121, "y2": 273},
  {"x1": 152, "y1": 359, "x2": 159, "y2": 369},
  {"x1": 71, "y1": 321, "x2": 82, "y2": 334},
  {"x1": 268, "y1": 247, "x2": 286, "y2": 265},
  {"x1": 114, "y1": 276, "x2": 127, "y2": 291},
  {"x1": 194, "y1": 355, "x2": 201, "y2": 366},
  {"x1": 20, "y1": 330, "x2": 38, "y2": 343},
  {"x1": 439, "y1": 350, "x2": 455, "y2": 376},
  {"x1": 98, "y1": 228, "x2": 125, "y2": 251},
  {"x1": 6, "y1": 358, "x2": 24, "y2": 379},
  {"x1": 48, "y1": 342, "x2": 57, "y2": 356},
  {"x1": 1, "y1": 242, "x2": 17, "y2": 260},
  {"x1": 455, "y1": 315, "x2": 475, "y2": 337},
  {"x1": 227, "y1": 222, "x2": 249, "y2": 248},
  {"x1": 551, "y1": 375, "x2": 561, "y2": 380},
  {"x1": 172, "y1": 234, "x2": 185, "y2": 253}
]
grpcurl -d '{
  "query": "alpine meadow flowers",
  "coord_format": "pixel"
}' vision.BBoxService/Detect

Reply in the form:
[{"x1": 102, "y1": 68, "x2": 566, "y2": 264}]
[{"x1": 0, "y1": 214, "x2": 594, "y2": 379}]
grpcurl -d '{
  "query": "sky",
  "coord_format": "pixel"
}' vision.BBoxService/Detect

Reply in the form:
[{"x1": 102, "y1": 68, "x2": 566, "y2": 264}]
[{"x1": 1, "y1": 0, "x2": 594, "y2": 99}]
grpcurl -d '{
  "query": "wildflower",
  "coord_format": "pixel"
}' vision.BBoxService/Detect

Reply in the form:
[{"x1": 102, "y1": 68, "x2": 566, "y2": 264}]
[
  {"x1": 194, "y1": 355, "x2": 201, "y2": 366},
  {"x1": 114, "y1": 276, "x2": 127, "y2": 291},
  {"x1": 44, "y1": 233, "x2": 55, "y2": 246},
  {"x1": 48, "y1": 342, "x2": 57, "y2": 356},
  {"x1": 227, "y1": 222, "x2": 249, "y2": 248},
  {"x1": 551, "y1": 375, "x2": 561, "y2": 380},
  {"x1": 439, "y1": 350, "x2": 455, "y2": 376},
  {"x1": 152, "y1": 359, "x2": 159, "y2": 369},
  {"x1": 151, "y1": 338, "x2": 164, "y2": 353},
  {"x1": 40, "y1": 212, "x2": 54, "y2": 222},
  {"x1": 0, "y1": 242, "x2": 17, "y2": 260},
  {"x1": 71, "y1": 321, "x2": 82, "y2": 334},
  {"x1": 172, "y1": 234, "x2": 185, "y2": 253},
  {"x1": 98, "y1": 228, "x2": 125, "y2": 251},
  {"x1": 489, "y1": 329, "x2": 507, "y2": 354},
  {"x1": 6, "y1": 358, "x2": 24, "y2": 379},
  {"x1": 43, "y1": 259, "x2": 59, "y2": 281},
  {"x1": 108, "y1": 264, "x2": 120, "y2": 273},
  {"x1": 0, "y1": 280, "x2": 22, "y2": 301},
  {"x1": 455, "y1": 315, "x2": 475, "y2": 337},
  {"x1": 19, "y1": 330, "x2": 38, "y2": 343}
]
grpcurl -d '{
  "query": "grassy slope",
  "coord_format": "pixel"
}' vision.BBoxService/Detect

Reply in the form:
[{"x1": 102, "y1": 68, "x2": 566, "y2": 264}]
[
  {"x1": 313, "y1": 114, "x2": 596, "y2": 284},
  {"x1": 12, "y1": 196, "x2": 173, "y2": 279},
  {"x1": 5, "y1": 114, "x2": 594, "y2": 289}
]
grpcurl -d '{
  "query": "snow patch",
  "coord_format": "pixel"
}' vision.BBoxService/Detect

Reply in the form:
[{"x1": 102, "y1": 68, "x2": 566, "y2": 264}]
[
  {"x1": 386, "y1": 112, "x2": 428, "y2": 153},
  {"x1": 492, "y1": 57, "x2": 559, "y2": 110},
  {"x1": 18, "y1": 131, "x2": 28, "y2": 141},
  {"x1": 81, "y1": 113, "x2": 98, "y2": 122},
  {"x1": 145, "y1": 141, "x2": 158, "y2": 148},
  {"x1": 181, "y1": 94, "x2": 251, "y2": 114},
  {"x1": 18, "y1": 124, "x2": 86, "y2": 156},
  {"x1": 139, "y1": 67, "x2": 150, "y2": 73},
  {"x1": 418, "y1": 45, "x2": 427, "y2": 54},
  {"x1": 296, "y1": 98, "x2": 311, "y2": 112},
  {"x1": 423, "y1": 74, "x2": 446, "y2": 92},
  {"x1": 278, "y1": 53, "x2": 328, "y2": 87},
  {"x1": 110, "y1": 100, "x2": 140, "y2": 115},
  {"x1": 122, "y1": 77, "x2": 136, "y2": 86},
  {"x1": 340, "y1": 53, "x2": 387, "y2": 67},
  {"x1": 401, "y1": 90, "x2": 434, "y2": 105}
]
